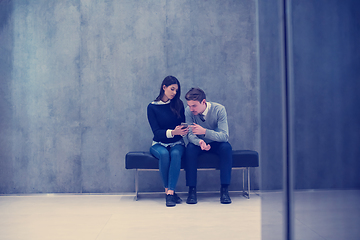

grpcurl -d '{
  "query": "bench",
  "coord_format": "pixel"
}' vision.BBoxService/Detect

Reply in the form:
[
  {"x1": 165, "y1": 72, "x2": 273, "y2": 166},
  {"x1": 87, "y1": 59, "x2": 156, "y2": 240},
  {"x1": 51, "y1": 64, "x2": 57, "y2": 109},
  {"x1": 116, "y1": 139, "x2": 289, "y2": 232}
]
[{"x1": 125, "y1": 150, "x2": 259, "y2": 200}]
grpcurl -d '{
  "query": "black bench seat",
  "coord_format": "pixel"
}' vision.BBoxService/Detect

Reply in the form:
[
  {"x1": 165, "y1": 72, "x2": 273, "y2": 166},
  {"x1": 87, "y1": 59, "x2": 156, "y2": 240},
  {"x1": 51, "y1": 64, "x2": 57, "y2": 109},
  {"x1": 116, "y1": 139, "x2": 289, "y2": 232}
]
[{"x1": 125, "y1": 150, "x2": 259, "y2": 200}]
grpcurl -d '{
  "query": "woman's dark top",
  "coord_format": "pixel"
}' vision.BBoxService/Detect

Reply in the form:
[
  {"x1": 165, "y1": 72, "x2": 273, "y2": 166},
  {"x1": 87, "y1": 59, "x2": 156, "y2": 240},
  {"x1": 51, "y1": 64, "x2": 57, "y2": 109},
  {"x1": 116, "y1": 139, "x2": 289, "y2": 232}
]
[{"x1": 147, "y1": 101, "x2": 185, "y2": 144}]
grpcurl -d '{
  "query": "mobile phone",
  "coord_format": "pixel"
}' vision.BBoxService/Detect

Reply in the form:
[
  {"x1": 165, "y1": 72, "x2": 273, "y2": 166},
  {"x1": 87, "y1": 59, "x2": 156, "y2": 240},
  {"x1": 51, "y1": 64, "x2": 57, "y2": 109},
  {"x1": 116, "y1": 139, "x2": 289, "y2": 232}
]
[{"x1": 181, "y1": 123, "x2": 188, "y2": 129}]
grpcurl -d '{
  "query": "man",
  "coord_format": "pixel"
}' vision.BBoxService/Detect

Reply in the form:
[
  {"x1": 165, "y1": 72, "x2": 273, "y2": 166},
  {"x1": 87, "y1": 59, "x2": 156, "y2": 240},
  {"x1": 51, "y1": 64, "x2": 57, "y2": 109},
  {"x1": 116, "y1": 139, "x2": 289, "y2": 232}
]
[{"x1": 184, "y1": 88, "x2": 232, "y2": 204}]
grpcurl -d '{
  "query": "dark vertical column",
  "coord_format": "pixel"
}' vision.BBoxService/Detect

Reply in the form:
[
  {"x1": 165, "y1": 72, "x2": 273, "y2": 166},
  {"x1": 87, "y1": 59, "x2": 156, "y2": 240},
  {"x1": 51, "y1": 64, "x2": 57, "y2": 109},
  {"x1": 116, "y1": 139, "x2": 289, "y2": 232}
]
[
  {"x1": 282, "y1": 0, "x2": 294, "y2": 239},
  {"x1": 258, "y1": 0, "x2": 285, "y2": 238}
]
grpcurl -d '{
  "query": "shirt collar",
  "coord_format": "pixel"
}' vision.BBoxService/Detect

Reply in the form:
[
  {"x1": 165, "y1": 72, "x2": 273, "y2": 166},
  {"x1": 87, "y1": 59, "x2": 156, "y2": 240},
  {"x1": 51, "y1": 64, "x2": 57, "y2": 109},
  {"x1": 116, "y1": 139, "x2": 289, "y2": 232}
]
[
  {"x1": 201, "y1": 102, "x2": 211, "y2": 118},
  {"x1": 152, "y1": 100, "x2": 170, "y2": 105}
]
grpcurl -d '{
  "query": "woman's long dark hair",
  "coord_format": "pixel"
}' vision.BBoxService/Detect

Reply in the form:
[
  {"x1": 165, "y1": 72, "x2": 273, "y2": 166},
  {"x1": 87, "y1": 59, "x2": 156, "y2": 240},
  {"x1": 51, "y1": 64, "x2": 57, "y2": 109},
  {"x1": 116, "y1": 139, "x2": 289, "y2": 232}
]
[{"x1": 155, "y1": 76, "x2": 183, "y2": 118}]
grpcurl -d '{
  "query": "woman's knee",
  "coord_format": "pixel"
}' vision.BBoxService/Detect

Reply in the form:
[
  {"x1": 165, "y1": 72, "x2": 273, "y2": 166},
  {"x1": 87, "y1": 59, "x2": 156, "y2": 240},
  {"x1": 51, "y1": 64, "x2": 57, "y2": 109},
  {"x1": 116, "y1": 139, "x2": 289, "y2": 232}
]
[
  {"x1": 170, "y1": 150, "x2": 181, "y2": 157},
  {"x1": 170, "y1": 146, "x2": 184, "y2": 159},
  {"x1": 150, "y1": 145, "x2": 170, "y2": 160}
]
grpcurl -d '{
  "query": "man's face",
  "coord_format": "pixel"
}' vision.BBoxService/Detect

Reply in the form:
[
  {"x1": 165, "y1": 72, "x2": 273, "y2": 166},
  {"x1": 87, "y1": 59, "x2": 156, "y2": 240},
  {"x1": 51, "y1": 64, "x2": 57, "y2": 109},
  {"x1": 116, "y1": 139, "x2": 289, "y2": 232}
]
[{"x1": 187, "y1": 100, "x2": 206, "y2": 115}]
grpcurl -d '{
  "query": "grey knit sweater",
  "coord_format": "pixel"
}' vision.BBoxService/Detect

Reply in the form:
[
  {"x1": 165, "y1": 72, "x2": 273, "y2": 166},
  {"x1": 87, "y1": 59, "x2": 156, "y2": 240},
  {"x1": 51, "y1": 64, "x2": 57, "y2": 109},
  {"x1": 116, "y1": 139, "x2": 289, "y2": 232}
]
[{"x1": 185, "y1": 102, "x2": 229, "y2": 146}]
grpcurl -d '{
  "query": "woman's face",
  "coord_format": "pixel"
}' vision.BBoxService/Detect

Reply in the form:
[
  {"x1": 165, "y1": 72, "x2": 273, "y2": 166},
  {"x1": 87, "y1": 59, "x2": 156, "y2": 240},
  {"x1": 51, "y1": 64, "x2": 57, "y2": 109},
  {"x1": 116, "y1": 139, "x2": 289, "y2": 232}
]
[{"x1": 162, "y1": 84, "x2": 178, "y2": 101}]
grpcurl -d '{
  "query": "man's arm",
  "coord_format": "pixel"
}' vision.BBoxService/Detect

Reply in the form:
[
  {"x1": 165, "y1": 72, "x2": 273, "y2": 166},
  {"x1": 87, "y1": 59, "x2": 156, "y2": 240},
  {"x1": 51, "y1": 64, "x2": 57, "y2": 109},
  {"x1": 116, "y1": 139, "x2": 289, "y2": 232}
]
[
  {"x1": 185, "y1": 107, "x2": 202, "y2": 146},
  {"x1": 204, "y1": 106, "x2": 229, "y2": 142}
]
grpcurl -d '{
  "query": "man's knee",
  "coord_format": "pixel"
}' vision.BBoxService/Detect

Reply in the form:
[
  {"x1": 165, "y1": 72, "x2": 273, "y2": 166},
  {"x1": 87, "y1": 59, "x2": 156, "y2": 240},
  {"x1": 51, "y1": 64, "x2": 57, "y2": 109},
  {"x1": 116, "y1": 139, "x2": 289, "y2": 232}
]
[
  {"x1": 186, "y1": 142, "x2": 199, "y2": 151},
  {"x1": 219, "y1": 142, "x2": 232, "y2": 152}
]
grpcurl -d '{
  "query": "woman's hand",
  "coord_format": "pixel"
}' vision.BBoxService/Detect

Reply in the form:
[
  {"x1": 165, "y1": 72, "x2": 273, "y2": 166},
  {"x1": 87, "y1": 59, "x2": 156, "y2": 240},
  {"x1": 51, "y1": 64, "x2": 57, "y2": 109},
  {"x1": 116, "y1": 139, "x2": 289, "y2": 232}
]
[{"x1": 172, "y1": 125, "x2": 189, "y2": 137}]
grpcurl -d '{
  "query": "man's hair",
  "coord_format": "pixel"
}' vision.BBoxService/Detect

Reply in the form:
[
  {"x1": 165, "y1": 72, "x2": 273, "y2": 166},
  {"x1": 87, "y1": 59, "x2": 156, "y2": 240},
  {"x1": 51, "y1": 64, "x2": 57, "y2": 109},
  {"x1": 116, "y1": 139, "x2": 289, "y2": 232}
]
[{"x1": 185, "y1": 88, "x2": 206, "y2": 103}]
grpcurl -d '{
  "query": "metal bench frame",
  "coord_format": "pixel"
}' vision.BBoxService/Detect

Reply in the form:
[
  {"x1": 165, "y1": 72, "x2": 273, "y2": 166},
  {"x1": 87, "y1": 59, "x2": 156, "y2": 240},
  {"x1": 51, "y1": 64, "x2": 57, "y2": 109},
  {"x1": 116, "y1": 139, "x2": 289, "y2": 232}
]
[{"x1": 133, "y1": 167, "x2": 251, "y2": 201}]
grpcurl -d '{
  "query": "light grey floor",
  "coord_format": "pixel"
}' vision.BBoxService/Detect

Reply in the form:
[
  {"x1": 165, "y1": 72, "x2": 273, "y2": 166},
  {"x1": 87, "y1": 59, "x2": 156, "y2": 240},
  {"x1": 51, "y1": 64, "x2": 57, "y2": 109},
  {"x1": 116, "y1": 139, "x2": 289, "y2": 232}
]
[
  {"x1": 261, "y1": 190, "x2": 360, "y2": 240},
  {"x1": 1, "y1": 190, "x2": 359, "y2": 240},
  {"x1": 0, "y1": 191, "x2": 261, "y2": 240}
]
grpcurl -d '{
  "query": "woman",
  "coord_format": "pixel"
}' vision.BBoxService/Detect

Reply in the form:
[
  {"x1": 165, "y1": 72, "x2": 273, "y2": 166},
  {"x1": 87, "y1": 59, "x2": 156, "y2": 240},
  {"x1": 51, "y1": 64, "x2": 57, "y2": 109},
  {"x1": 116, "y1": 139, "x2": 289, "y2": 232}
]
[{"x1": 147, "y1": 76, "x2": 189, "y2": 207}]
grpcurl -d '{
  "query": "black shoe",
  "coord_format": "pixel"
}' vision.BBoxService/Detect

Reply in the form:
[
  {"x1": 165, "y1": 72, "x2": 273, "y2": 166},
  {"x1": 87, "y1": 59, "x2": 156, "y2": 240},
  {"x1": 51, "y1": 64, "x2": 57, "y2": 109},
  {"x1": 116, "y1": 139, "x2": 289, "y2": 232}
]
[
  {"x1": 173, "y1": 192, "x2": 182, "y2": 204},
  {"x1": 166, "y1": 194, "x2": 176, "y2": 207},
  {"x1": 186, "y1": 187, "x2": 197, "y2": 204},
  {"x1": 220, "y1": 187, "x2": 232, "y2": 204}
]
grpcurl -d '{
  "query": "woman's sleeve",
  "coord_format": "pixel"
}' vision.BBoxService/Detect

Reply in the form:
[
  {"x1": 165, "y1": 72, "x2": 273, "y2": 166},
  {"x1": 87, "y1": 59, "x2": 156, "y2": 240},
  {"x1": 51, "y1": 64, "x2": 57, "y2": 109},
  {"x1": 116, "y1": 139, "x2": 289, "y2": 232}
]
[{"x1": 147, "y1": 104, "x2": 167, "y2": 141}]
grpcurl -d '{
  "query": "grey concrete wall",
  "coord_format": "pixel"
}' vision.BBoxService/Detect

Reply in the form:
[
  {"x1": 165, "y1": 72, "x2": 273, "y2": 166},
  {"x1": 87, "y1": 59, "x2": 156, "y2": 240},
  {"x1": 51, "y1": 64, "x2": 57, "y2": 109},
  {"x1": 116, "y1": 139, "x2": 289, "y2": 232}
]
[
  {"x1": 9, "y1": 1, "x2": 83, "y2": 193},
  {"x1": 0, "y1": 0, "x2": 259, "y2": 194},
  {"x1": 0, "y1": 0, "x2": 15, "y2": 194}
]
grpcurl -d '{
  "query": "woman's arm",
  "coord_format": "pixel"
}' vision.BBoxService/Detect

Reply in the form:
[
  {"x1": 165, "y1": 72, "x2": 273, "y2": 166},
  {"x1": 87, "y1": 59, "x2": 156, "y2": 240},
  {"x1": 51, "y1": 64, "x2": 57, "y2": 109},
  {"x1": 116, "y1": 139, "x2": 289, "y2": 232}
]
[{"x1": 147, "y1": 104, "x2": 168, "y2": 141}]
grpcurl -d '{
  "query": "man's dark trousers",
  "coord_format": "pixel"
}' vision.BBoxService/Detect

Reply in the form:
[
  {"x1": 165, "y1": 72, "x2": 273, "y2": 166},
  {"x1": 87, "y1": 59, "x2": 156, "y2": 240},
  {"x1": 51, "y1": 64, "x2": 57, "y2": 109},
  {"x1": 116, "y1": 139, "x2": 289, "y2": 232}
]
[{"x1": 185, "y1": 141, "x2": 232, "y2": 187}]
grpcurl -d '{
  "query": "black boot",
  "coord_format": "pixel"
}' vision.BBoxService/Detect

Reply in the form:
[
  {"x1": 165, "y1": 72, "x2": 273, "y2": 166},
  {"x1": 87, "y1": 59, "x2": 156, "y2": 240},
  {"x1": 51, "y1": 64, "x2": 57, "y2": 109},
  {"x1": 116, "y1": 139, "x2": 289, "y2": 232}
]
[
  {"x1": 173, "y1": 192, "x2": 182, "y2": 204},
  {"x1": 186, "y1": 187, "x2": 197, "y2": 204},
  {"x1": 220, "y1": 187, "x2": 232, "y2": 204},
  {"x1": 166, "y1": 194, "x2": 176, "y2": 207}
]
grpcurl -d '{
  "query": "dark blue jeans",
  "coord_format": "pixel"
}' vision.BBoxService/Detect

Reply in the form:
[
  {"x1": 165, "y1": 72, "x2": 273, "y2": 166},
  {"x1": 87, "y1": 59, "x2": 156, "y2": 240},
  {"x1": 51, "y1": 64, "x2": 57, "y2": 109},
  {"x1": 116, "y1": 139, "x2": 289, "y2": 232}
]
[
  {"x1": 185, "y1": 141, "x2": 232, "y2": 187},
  {"x1": 150, "y1": 144, "x2": 185, "y2": 191}
]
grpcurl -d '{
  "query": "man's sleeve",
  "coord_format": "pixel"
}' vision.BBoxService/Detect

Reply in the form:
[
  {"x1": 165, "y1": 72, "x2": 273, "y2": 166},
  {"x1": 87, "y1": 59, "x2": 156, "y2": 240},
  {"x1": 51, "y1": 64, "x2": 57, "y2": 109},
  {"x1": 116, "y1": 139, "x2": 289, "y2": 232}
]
[
  {"x1": 185, "y1": 107, "x2": 202, "y2": 146},
  {"x1": 204, "y1": 106, "x2": 229, "y2": 142}
]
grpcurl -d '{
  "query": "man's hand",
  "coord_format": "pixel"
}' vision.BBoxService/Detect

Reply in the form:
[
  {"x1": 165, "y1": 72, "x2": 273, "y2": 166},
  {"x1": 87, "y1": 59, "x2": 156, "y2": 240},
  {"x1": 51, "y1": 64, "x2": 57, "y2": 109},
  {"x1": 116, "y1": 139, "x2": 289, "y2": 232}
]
[
  {"x1": 190, "y1": 123, "x2": 206, "y2": 135},
  {"x1": 199, "y1": 140, "x2": 211, "y2": 151}
]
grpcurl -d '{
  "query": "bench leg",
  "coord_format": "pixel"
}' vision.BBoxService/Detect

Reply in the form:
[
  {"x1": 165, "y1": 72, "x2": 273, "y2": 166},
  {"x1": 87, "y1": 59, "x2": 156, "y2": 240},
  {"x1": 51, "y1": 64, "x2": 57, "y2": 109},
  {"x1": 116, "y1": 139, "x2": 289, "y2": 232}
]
[
  {"x1": 247, "y1": 167, "x2": 250, "y2": 199},
  {"x1": 242, "y1": 168, "x2": 245, "y2": 195},
  {"x1": 242, "y1": 168, "x2": 250, "y2": 199},
  {"x1": 134, "y1": 169, "x2": 139, "y2": 201}
]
